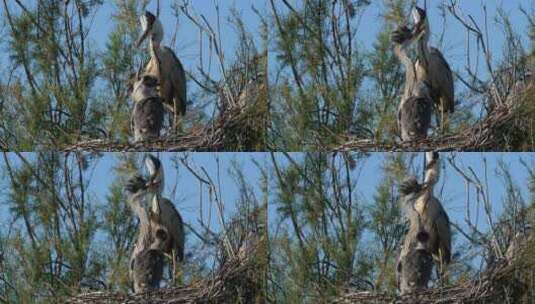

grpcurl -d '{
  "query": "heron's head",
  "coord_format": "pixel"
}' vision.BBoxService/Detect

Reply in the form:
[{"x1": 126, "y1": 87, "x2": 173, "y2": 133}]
[
  {"x1": 131, "y1": 74, "x2": 160, "y2": 102},
  {"x1": 411, "y1": 7, "x2": 429, "y2": 40},
  {"x1": 144, "y1": 154, "x2": 164, "y2": 194},
  {"x1": 399, "y1": 176, "x2": 421, "y2": 196},
  {"x1": 391, "y1": 25, "x2": 413, "y2": 46},
  {"x1": 425, "y1": 151, "x2": 439, "y2": 166},
  {"x1": 136, "y1": 11, "x2": 164, "y2": 48}
]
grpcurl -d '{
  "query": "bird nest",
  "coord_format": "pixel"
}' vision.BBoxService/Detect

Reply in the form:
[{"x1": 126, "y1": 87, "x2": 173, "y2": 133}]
[
  {"x1": 66, "y1": 243, "x2": 261, "y2": 304},
  {"x1": 334, "y1": 266, "x2": 529, "y2": 303},
  {"x1": 63, "y1": 99, "x2": 268, "y2": 152},
  {"x1": 333, "y1": 248, "x2": 535, "y2": 304},
  {"x1": 335, "y1": 103, "x2": 522, "y2": 152}
]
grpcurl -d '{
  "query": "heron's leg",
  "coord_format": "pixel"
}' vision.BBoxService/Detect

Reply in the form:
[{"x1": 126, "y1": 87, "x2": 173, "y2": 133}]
[
  {"x1": 163, "y1": 103, "x2": 175, "y2": 113},
  {"x1": 172, "y1": 249, "x2": 177, "y2": 285},
  {"x1": 441, "y1": 109, "x2": 445, "y2": 135},
  {"x1": 173, "y1": 99, "x2": 179, "y2": 133},
  {"x1": 436, "y1": 251, "x2": 446, "y2": 286}
]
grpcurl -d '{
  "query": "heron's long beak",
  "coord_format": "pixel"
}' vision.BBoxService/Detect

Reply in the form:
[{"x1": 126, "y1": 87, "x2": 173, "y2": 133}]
[
  {"x1": 410, "y1": 23, "x2": 426, "y2": 42},
  {"x1": 144, "y1": 154, "x2": 163, "y2": 192},
  {"x1": 136, "y1": 29, "x2": 150, "y2": 48}
]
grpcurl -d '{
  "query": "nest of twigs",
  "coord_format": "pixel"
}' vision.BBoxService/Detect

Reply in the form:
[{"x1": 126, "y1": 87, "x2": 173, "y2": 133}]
[
  {"x1": 63, "y1": 98, "x2": 268, "y2": 152},
  {"x1": 334, "y1": 244, "x2": 535, "y2": 304},
  {"x1": 335, "y1": 103, "x2": 522, "y2": 152},
  {"x1": 66, "y1": 243, "x2": 261, "y2": 304},
  {"x1": 334, "y1": 266, "x2": 528, "y2": 304}
]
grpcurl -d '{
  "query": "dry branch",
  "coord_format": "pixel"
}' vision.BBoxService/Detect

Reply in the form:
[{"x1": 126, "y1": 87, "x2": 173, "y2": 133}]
[
  {"x1": 66, "y1": 241, "x2": 262, "y2": 304},
  {"x1": 335, "y1": 104, "x2": 518, "y2": 152},
  {"x1": 334, "y1": 260, "x2": 533, "y2": 304},
  {"x1": 62, "y1": 97, "x2": 268, "y2": 152},
  {"x1": 333, "y1": 229, "x2": 535, "y2": 304}
]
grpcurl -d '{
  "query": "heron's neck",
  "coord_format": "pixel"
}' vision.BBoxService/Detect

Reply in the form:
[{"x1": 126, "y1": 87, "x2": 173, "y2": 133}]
[
  {"x1": 150, "y1": 39, "x2": 161, "y2": 81},
  {"x1": 423, "y1": 156, "x2": 439, "y2": 190},
  {"x1": 395, "y1": 45, "x2": 417, "y2": 99},
  {"x1": 129, "y1": 192, "x2": 152, "y2": 247},
  {"x1": 417, "y1": 30, "x2": 431, "y2": 68}
]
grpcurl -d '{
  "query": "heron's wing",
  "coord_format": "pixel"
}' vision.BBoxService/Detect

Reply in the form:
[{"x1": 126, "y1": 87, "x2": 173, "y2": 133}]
[
  {"x1": 434, "y1": 203, "x2": 452, "y2": 264},
  {"x1": 161, "y1": 197, "x2": 185, "y2": 262},
  {"x1": 429, "y1": 47, "x2": 455, "y2": 113},
  {"x1": 174, "y1": 211, "x2": 185, "y2": 262},
  {"x1": 163, "y1": 47, "x2": 187, "y2": 115}
]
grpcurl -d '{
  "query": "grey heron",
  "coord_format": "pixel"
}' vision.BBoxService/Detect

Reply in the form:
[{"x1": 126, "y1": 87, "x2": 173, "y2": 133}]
[
  {"x1": 136, "y1": 11, "x2": 187, "y2": 131},
  {"x1": 396, "y1": 240, "x2": 433, "y2": 294},
  {"x1": 125, "y1": 175, "x2": 165, "y2": 293},
  {"x1": 392, "y1": 26, "x2": 433, "y2": 141},
  {"x1": 144, "y1": 154, "x2": 185, "y2": 281},
  {"x1": 131, "y1": 248, "x2": 164, "y2": 292},
  {"x1": 412, "y1": 7, "x2": 455, "y2": 131},
  {"x1": 414, "y1": 152, "x2": 451, "y2": 269},
  {"x1": 396, "y1": 152, "x2": 452, "y2": 293}
]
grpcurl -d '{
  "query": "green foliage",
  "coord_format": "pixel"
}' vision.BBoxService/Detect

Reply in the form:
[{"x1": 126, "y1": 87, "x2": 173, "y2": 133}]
[
  {"x1": 100, "y1": 0, "x2": 148, "y2": 141},
  {"x1": 0, "y1": 153, "x2": 268, "y2": 302},
  {"x1": 1, "y1": 153, "x2": 100, "y2": 301},
  {"x1": 367, "y1": 154, "x2": 409, "y2": 291},
  {"x1": 269, "y1": 153, "x2": 368, "y2": 302},
  {"x1": 269, "y1": 1, "x2": 366, "y2": 150},
  {"x1": 1, "y1": 1, "x2": 103, "y2": 148}
]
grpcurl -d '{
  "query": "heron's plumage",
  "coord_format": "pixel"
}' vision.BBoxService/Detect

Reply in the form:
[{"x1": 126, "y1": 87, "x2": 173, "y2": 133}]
[
  {"x1": 137, "y1": 11, "x2": 187, "y2": 127},
  {"x1": 132, "y1": 97, "x2": 164, "y2": 141},
  {"x1": 131, "y1": 248, "x2": 164, "y2": 292},
  {"x1": 416, "y1": 47, "x2": 454, "y2": 114},
  {"x1": 392, "y1": 26, "x2": 433, "y2": 141},
  {"x1": 413, "y1": 7, "x2": 455, "y2": 115},
  {"x1": 150, "y1": 196, "x2": 185, "y2": 262},
  {"x1": 398, "y1": 94, "x2": 432, "y2": 141}
]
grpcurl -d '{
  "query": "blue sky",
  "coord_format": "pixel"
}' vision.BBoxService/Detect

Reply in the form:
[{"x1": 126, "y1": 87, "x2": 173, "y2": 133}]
[
  {"x1": 0, "y1": 153, "x2": 269, "y2": 242},
  {"x1": 90, "y1": 152, "x2": 269, "y2": 236},
  {"x1": 1, "y1": 0, "x2": 533, "y2": 124},
  {"x1": 2, "y1": 0, "x2": 532, "y2": 85},
  {"x1": 0, "y1": 153, "x2": 535, "y2": 252}
]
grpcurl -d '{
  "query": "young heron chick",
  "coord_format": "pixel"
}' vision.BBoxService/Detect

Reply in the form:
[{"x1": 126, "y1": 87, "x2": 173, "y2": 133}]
[{"x1": 131, "y1": 74, "x2": 165, "y2": 141}]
